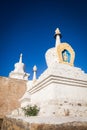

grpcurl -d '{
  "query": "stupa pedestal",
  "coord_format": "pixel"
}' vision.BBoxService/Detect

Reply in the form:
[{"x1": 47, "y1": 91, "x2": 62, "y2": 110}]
[{"x1": 29, "y1": 63, "x2": 87, "y2": 116}]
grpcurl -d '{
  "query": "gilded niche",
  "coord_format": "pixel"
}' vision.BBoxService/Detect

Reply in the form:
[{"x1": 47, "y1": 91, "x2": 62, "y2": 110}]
[{"x1": 57, "y1": 43, "x2": 75, "y2": 66}]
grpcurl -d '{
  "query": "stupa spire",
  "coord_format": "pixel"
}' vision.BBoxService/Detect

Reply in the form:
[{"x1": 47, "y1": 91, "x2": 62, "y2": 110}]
[
  {"x1": 33, "y1": 65, "x2": 37, "y2": 81},
  {"x1": 54, "y1": 28, "x2": 62, "y2": 47},
  {"x1": 19, "y1": 53, "x2": 23, "y2": 63}
]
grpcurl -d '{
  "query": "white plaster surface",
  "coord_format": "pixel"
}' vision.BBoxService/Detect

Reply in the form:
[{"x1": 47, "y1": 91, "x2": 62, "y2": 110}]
[{"x1": 20, "y1": 51, "x2": 87, "y2": 116}]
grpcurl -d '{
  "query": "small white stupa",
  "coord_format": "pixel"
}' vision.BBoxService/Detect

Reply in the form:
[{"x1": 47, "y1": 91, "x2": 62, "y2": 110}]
[
  {"x1": 19, "y1": 65, "x2": 37, "y2": 108},
  {"x1": 19, "y1": 28, "x2": 87, "y2": 117},
  {"x1": 9, "y1": 53, "x2": 29, "y2": 80}
]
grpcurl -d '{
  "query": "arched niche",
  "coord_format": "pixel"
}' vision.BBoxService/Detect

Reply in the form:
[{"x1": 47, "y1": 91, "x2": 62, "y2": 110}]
[{"x1": 57, "y1": 43, "x2": 75, "y2": 66}]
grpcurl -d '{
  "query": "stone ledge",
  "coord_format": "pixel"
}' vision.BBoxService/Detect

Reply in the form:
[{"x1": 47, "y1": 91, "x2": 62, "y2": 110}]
[
  {"x1": 1, "y1": 116, "x2": 87, "y2": 130},
  {"x1": 29, "y1": 74, "x2": 87, "y2": 94}
]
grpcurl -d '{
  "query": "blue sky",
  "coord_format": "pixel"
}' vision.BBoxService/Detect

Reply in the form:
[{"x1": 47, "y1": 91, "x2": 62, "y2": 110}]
[{"x1": 0, "y1": 0, "x2": 87, "y2": 79}]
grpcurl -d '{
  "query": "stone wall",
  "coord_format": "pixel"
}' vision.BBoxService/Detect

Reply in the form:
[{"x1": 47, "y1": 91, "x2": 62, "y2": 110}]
[
  {"x1": 1, "y1": 116, "x2": 87, "y2": 130},
  {"x1": 0, "y1": 76, "x2": 27, "y2": 118}
]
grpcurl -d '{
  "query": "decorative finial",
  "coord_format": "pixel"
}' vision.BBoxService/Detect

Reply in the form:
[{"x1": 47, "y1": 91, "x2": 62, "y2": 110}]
[
  {"x1": 54, "y1": 28, "x2": 62, "y2": 38},
  {"x1": 19, "y1": 53, "x2": 23, "y2": 63},
  {"x1": 54, "y1": 28, "x2": 62, "y2": 47},
  {"x1": 33, "y1": 65, "x2": 37, "y2": 81}
]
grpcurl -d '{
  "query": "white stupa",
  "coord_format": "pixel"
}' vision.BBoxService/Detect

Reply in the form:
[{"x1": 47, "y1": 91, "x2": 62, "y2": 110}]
[
  {"x1": 19, "y1": 28, "x2": 87, "y2": 117},
  {"x1": 9, "y1": 53, "x2": 29, "y2": 80}
]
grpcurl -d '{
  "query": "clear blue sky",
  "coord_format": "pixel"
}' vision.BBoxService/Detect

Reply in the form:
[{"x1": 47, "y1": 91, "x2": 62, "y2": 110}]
[{"x1": 0, "y1": 0, "x2": 87, "y2": 79}]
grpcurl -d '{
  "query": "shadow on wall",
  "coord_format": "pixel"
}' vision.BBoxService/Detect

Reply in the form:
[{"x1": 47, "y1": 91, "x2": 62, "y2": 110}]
[{"x1": 0, "y1": 119, "x2": 3, "y2": 130}]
